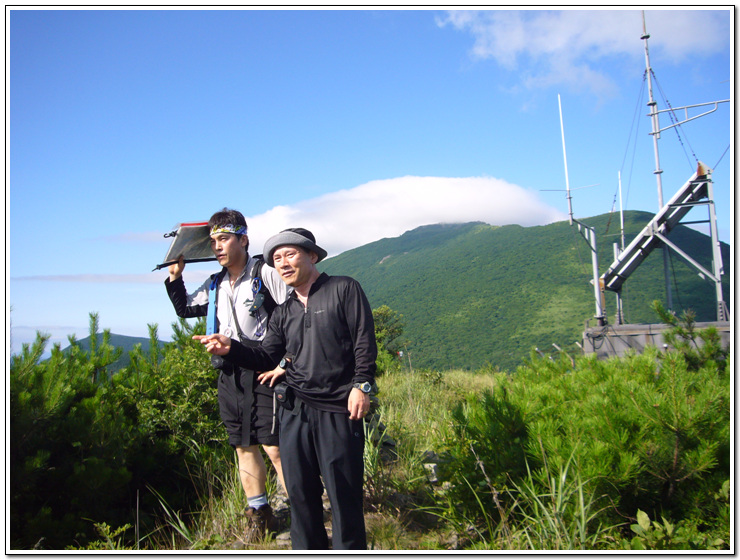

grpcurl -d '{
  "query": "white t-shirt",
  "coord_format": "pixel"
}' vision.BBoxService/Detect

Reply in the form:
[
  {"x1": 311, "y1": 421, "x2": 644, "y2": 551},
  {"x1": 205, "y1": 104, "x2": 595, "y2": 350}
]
[{"x1": 187, "y1": 256, "x2": 290, "y2": 341}]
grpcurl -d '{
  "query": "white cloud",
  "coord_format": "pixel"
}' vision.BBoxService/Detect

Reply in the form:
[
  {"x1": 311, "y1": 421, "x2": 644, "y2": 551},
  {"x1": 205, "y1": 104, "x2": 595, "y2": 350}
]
[
  {"x1": 14, "y1": 176, "x2": 565, "y2": 282},
  {"x1": 643, "y1": 10, "x2": 731, "y2": 61},
  {"x1": 437, "y1": 9, "x2": 730, "y2": 98},
  {"x1": 246, "y1": 175, "x2": 566, "y2": 258}
]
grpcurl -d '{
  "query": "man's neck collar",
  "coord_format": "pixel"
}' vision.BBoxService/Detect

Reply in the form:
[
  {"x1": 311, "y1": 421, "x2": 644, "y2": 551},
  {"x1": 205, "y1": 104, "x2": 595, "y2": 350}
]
[{"x1": 293, "y1": 270, "x2": 322, "y2": 300}]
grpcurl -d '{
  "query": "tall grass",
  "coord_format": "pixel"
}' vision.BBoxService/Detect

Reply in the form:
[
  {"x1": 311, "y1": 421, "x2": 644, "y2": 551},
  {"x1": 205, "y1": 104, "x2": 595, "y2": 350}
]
[
  {"x1": 144, "y1": 445, "x2": 285, "y2": 550},
  {"x1": 85, "y1": 351, "x2": 727, "y2": 551},
  {"x1": 505, "y1": 452, "x2": 619, "y2": 550}
]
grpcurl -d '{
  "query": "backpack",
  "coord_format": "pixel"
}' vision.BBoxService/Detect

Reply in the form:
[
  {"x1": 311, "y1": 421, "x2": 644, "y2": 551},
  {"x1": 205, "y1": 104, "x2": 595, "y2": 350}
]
[{"x1": 247, "y1": 254, "x2": 278, "y2": 318}]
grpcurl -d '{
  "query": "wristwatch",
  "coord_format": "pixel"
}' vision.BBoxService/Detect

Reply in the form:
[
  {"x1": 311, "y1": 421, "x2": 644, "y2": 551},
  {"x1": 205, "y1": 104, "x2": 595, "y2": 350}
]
[{"x1": 353, "y1": 381, "x2": 373, "y2": 394}]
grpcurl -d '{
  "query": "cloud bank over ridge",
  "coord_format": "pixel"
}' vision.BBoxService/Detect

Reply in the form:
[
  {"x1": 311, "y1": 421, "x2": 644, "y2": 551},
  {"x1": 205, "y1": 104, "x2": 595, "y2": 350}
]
[
  {"x1": 246, "y1": 175, "x2": 566, "y2": 258},
  {"x1": 14, "y1": 176, "x2": 565, "y2": 285}
]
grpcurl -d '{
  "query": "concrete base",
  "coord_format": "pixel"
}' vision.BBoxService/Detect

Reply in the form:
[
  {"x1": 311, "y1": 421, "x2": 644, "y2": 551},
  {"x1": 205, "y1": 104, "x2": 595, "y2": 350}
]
[{"x1": 582, "y1": 321, "x2": 731, "y2": 360}]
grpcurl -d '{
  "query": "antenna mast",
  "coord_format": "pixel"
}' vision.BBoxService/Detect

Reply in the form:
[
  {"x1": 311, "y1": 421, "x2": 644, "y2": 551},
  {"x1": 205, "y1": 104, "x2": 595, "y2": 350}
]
[
  {"x1": 642, "y1": 11, "x2": 676, "y2": 311},
  {"x1": 558, "y1": 94, "x2": 574, "y2": 226},
  {"x1": 642, "y1": 12, "x2": 664, "y2": 209},
  {"x1": 602, "y1": 12, "x2": 729, "y2": 323},
  {"x1": 613, "y1": 171, "x2": 626, "y2": 324},
  {"x1": 558, "y1": 94, "x2": 606, "y2": 326}
]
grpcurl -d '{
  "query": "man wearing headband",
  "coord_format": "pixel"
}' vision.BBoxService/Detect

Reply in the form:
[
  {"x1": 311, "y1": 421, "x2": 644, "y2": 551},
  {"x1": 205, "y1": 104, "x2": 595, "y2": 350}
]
[
  {"x1": 195, "y1": 228, "x2": 377, "y2": 550},
  {"x1": 165, "y1": 208, "x2": 290, "y2": 542}
]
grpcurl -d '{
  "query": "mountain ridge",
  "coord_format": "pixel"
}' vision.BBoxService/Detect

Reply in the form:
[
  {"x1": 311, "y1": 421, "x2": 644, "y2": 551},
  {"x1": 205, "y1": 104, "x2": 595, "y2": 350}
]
[
  {"x1": 60, "y1": 332, "x2": 164, "y2": 372},
  {"x1": 60, "y1": 212, "x2": 730, "y2": 374},
  {"x1": 318, "y1": 211, "x2": 730, "y2": 371}
]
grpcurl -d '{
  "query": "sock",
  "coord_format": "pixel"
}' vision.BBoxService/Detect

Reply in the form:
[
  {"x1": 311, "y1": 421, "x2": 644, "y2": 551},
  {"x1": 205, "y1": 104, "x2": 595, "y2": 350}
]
[{"x1": 248, "y1": 492, "x2": 268, "y2": 509}]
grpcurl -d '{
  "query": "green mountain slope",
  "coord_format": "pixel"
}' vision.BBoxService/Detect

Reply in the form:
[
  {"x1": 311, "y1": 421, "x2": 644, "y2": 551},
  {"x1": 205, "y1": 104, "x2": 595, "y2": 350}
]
[
  {"x1": 62, "y1": 333, "x2": 163, "y2": 372},
  {"x1": 319, "y1": 211, "x2": 730, "y2": 372}
]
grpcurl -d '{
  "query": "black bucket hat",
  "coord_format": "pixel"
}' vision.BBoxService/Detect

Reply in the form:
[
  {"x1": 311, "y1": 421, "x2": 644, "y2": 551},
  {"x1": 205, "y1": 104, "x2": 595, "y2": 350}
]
[{"x1": 263, "y1": 228, "x2": 328, "y2": 267}]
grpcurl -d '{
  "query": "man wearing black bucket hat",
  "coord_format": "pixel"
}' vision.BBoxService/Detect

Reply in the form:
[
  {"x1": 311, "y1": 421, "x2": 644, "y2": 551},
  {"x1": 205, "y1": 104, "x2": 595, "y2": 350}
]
[{"x1": 195, "y1": 228, "x2": 377, "y2": 550}]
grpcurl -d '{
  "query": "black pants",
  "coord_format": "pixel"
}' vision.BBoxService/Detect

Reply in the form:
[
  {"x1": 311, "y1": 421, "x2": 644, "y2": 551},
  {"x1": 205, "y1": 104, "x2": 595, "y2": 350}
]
[
  {"x1": 218, "y1": 366, "x2": 279, "y2": 448},
  {"x1": 279, "y1": 402, "x2": 366, "y2": 550}
]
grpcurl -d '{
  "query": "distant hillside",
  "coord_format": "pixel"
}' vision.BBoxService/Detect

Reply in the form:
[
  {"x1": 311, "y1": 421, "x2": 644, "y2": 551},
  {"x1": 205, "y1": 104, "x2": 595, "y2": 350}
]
[
  {"x1": 319, "y1": 211, "x2": 730, "y2": 372},
  {"x1": 61, "y1": 333, "x2": 164, "y2": 372}
]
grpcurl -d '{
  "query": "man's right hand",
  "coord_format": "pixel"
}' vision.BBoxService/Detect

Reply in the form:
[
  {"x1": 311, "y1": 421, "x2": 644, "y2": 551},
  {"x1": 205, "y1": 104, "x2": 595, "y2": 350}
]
[
  {"x1": 168, "y1": 254, "x2": 185, "y2": 282},
  {"x1": 193, "y1": 334, "x2": 232, "y2": 356}
]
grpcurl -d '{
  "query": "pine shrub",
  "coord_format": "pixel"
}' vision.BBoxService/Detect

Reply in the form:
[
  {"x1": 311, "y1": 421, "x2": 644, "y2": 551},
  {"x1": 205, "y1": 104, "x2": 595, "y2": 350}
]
[{"x1": 435, "y1": 342, "x2": 730, "y2": 548}]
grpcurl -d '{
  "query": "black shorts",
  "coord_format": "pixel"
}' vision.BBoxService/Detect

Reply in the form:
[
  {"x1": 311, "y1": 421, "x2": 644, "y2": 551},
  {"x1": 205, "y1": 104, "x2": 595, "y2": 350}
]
[{"x1": 218, "y1": 368, "x2": 279, "y2": 448}]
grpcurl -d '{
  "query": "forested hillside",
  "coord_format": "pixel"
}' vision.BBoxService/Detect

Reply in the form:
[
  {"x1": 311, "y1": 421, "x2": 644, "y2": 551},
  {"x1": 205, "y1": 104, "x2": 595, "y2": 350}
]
[{"x1": 319, "y1": 211, "x2": 730, "y2": 371}]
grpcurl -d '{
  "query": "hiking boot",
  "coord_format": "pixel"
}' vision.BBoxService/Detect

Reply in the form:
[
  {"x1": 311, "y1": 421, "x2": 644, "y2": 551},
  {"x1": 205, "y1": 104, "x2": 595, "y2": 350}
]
[{"x1": 244, "y1": 504, "x2": 279, "y2": 541}]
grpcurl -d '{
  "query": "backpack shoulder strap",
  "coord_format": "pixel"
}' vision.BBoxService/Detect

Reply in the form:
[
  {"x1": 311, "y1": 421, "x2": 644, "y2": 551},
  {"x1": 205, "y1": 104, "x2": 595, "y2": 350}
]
[
  {"x1": 249, "y1": 254, "x2": 265, "y2": 281},
  {"x1": 205, "y1": 268, "x2": 227, "y2": 335},
  {"x1": 249, "y1": 255, "x2": 277, "y2": 317}
]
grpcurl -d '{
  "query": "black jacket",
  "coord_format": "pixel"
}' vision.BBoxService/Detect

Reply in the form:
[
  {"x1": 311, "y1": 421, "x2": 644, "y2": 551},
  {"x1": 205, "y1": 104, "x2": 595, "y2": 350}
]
[{"x1": 227, "y1": 273, "x2": 377, "y2": 413}]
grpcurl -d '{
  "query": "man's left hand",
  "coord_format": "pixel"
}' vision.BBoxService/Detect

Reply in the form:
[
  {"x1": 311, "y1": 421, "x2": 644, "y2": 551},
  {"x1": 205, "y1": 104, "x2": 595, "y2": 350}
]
[
  {"x1": 257, "y1": 367, "x2": 285, "y2": 387},
  {"x1": 348, "y1": 388, "x2": 370, "y2": 421}
]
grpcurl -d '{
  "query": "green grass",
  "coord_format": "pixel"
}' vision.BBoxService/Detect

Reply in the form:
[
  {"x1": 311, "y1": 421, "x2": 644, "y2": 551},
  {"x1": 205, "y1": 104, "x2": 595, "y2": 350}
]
[{"x1": 80, "y1": 352, "x2": 728, "y2": 551}]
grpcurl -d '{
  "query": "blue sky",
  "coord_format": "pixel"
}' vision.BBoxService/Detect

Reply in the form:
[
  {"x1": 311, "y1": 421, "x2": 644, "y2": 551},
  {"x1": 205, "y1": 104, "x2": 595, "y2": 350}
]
[{"x1": 7, "y1": 8, "x2": 732, "y2": 355}]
